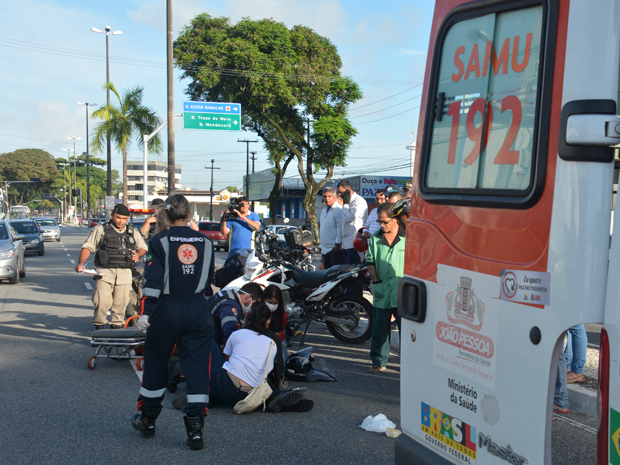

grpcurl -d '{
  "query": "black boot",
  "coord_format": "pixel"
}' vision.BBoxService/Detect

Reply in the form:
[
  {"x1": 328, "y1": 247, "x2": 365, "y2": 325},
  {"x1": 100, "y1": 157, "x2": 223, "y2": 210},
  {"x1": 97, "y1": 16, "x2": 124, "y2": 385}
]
[
  {"x1": 132, "y1": 407, "x2": 161, "y2": 437},
  {"x1": 183, "y1": 415, "x2": 204, "y2": 450}
]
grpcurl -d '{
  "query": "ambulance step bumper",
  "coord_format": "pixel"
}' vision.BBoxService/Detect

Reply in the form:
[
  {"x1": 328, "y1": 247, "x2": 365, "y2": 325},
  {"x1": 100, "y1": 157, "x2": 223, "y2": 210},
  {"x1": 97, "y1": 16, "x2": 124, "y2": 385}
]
[{"x1": 396, "y1": 434, "x2": 453, "y2": 465}]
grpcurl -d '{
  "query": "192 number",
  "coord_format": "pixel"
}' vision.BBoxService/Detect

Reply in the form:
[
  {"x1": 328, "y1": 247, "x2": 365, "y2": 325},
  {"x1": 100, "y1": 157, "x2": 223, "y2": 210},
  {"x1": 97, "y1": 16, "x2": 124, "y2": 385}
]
[{"x1": 446, "y1": 95, "x2": 522, "y2": 166}]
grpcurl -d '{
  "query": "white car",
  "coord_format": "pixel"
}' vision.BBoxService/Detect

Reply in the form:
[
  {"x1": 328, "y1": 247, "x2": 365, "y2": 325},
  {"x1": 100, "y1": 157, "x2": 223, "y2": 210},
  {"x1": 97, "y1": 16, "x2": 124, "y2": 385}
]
[
  {"x1": 34, "y1": 218, "x2": 61, "y2": 242},
  {"x1": 264, "y1": 225, "x2": 298, "y2": 243}
]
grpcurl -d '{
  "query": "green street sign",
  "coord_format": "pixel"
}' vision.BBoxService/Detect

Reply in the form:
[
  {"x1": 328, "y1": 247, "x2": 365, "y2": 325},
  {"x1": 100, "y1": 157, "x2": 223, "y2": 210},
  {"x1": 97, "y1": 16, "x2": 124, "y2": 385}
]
[{"x1": 183, "y1": 112, "x2": 241, "y2": 131}]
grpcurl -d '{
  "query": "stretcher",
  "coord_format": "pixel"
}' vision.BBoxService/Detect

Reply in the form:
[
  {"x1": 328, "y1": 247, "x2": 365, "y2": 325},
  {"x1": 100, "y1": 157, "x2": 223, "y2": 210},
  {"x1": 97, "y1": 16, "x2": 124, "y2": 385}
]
[{"x1": 87, "y1": 317, "x2": 145, "y2": 370}]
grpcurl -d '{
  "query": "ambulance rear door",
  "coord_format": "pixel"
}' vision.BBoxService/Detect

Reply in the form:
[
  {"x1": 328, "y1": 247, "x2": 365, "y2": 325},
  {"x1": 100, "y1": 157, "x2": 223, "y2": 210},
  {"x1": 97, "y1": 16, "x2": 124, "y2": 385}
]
[{"x1": 396, "y1": 0, "x2": 620, "y2": 464}]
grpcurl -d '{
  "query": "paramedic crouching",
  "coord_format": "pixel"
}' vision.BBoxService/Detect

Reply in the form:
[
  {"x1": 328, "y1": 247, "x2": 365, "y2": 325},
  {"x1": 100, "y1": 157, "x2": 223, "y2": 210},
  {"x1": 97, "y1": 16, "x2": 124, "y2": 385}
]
[{"x1": 75, "y1": 203, "x2": 148, "y2": 330}]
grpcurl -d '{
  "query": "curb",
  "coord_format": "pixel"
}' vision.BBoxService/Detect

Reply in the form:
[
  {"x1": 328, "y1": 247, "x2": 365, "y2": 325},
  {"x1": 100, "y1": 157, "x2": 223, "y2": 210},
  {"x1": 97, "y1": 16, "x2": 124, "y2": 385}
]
[{"x1": 567, "y1": 383, "x2": 597, "y2": 418}]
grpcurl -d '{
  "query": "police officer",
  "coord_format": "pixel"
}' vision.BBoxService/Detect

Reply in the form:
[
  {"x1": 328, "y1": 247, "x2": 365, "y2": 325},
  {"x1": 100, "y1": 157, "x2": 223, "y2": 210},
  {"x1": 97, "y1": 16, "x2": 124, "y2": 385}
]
[
  {"x1": 76, "y1": 204, "x2": 148, "y2": 330},
  {"x1": 132, "y1": 194, "x2": 215, "y2": 450}
]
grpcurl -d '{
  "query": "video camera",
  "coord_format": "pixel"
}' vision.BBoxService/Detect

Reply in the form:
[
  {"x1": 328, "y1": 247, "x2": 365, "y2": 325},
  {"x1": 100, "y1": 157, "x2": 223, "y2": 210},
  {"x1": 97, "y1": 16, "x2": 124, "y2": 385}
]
[{"x1": 222, "y1": 200, "x2": 242, "y2": 220}]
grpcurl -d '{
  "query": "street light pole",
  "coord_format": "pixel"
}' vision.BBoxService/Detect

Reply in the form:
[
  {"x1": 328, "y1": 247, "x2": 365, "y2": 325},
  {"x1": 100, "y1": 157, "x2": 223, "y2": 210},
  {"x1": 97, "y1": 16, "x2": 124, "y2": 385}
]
[
  {"x1": 62, "y1": 148, "x2": 74, "y2": 222},
  {"x1": 205, "y1": 160, "x2": 220, "y2": 220},
  {"x1": 77, "y1": 102, "x2": 97, "y2": 220},
  {"x1": 58, "y1": 162, "x2": 68, "y2": 221},
  {"x1": 91, "y1": 26, "x2": 122, "y2": 197},
  {"x1": 68, "y1": 136, "x2": 81, "y2": 224},
  {"x1": 142, "y1": 114, "x2": 182, "y2": 208},
  {"x1": 166, "y1": 0, "x2": 176, "y2": 196}
]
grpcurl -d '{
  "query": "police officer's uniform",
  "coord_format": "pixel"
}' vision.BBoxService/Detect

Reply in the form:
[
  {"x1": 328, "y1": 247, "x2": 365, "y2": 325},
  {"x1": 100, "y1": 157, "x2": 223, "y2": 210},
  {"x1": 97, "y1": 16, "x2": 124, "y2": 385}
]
[
  {"x1": 137, "y1": 225, "x2": 215, "y2": 418},
  {"x1": 82, "y1": 221, "x2": 147, "y2": 327}
]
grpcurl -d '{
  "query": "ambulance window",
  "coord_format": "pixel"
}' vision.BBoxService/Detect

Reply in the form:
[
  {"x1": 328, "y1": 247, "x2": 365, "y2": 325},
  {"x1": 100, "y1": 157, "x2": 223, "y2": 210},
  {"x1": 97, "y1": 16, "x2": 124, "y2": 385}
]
[{"x1": 422, "y1": 4, "x2": 547, "y2": 205}]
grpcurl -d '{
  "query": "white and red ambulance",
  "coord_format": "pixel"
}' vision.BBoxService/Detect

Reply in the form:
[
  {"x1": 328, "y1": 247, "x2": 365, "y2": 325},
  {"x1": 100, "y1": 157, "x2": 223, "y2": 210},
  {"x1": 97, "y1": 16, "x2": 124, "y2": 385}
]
[{"x1": 396, "y1": 0, "x2": 620, "y2": 464}]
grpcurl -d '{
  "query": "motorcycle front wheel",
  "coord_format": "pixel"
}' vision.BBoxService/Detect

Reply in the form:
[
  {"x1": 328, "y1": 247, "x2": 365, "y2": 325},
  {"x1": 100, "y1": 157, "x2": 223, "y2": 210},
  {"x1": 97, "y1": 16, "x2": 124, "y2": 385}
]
[{"x1": 326, "y1": 294, "x2": 373, "y2": 344}]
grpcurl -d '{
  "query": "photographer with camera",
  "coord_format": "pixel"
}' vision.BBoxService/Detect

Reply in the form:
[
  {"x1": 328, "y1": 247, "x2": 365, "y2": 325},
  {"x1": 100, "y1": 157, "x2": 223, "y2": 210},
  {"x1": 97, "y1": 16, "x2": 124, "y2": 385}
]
[{"x1": 220, "y1": 197, "x2": 261, "y2": 286}]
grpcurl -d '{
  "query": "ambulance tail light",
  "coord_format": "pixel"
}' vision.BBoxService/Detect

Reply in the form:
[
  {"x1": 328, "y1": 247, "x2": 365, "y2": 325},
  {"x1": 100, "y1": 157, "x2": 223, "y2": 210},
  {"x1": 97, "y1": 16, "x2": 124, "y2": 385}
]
[{"x1": 597, "y1": 326, "x2": 610, "y2": 465}]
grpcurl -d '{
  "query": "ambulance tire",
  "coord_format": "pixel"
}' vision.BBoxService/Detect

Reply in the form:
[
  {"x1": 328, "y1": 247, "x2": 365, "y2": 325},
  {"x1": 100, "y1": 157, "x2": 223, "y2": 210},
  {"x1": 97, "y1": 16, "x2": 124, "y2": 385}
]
[{"x1": 326, "y1": 294, "x2": 373, "y2": 344}]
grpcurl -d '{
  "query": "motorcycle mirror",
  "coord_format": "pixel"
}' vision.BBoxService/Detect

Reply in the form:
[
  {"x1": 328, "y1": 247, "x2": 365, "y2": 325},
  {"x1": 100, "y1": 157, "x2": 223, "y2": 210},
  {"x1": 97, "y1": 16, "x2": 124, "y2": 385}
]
[
  {"x1": 258, "y1": 254, "x2": 270, "y2": 263},
  {"x1": 283, "y1": 218, "x2": 290, "y2": 224}
]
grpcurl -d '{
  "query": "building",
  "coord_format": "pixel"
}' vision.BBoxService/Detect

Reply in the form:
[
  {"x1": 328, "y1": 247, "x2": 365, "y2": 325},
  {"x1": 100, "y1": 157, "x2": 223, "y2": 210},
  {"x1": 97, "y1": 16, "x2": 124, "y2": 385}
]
[
  {"x1": 125, "y1": 161, "x2": 182, "y2": 202},
  {"x1": 246, "y1": 169, "x2": 412, "y2": 225}
]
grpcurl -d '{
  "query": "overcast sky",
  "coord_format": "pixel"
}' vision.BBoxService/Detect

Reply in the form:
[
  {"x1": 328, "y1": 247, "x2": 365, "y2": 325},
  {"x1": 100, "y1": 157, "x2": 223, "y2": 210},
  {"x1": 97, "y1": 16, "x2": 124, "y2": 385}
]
[{"x1": 0, "y1": 0, "x2": 433, "y2": 191}]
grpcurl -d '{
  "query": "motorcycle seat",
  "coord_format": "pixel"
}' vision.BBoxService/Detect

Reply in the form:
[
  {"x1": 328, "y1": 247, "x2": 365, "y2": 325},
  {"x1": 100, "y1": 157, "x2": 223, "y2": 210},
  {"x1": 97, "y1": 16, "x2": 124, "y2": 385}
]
[{"x1": 292, "y1": 265, "x2": 357, "y2": 289}]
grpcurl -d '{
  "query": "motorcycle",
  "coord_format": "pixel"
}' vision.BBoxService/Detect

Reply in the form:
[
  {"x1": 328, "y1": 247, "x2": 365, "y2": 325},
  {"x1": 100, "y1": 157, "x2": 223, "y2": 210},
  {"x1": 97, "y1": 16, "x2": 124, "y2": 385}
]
[{"x1": 224, "y1": 227, "x2": 373, "y2": 346}]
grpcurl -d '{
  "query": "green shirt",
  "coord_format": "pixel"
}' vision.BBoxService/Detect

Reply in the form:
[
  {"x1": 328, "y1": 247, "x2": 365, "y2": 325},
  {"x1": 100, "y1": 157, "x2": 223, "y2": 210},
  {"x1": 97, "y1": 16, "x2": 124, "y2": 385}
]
[{"x1": 366, "y1": 226, "x2": 406, "y2": 309}]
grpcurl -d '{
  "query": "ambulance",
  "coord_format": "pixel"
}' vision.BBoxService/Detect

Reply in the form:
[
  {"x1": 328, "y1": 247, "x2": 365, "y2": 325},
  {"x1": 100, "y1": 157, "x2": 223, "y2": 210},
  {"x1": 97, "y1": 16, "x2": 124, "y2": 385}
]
[{"x1": 396, "y1": 0, "x2": 620, "y2": 464}]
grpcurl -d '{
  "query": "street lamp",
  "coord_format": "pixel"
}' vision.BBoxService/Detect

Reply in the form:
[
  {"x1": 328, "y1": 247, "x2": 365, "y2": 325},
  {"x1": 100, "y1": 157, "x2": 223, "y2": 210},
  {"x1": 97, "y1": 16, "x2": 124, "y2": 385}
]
[
  {"x1": 77, "y1": 102, "x2": 97, "y2": 220},
  {"x1": 141, "y1": 113, "x2": 183, "y2": 208},
  {"x1": 62, "y1": 148, "x2": 74, "y2": 222},
  {"x1": 91, "y1": 26, "x2": 122, "y2": 198},
  {"x1": 68, "y1": 137, "x2": 81, "y2": 220},
  {"x1": 58, "y1": 162, "x2": 69, "y2": 221}
]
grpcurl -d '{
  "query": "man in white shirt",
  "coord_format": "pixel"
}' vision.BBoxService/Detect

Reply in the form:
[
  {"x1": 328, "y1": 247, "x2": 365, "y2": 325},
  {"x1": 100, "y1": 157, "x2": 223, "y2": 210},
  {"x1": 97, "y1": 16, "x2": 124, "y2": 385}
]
[
  {"x1": 363, "y1": 190, "x2": 386, "y2": 238},
  {"x1": 319, "y1": 187, "x2": 344, "y2": 269},
  {"x1": 337, "y1": 180, "x2": 368, "y2": 266}
]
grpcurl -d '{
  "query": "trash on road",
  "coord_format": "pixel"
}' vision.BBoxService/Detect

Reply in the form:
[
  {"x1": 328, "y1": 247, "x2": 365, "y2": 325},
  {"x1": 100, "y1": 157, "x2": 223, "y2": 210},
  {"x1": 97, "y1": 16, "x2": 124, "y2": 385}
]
[
  {"x1": 385, "y1": 427, "x2": 402, "y2": 438},
  {"x1": 360, "y1": 414, "x2": 396, "y2": 433}
]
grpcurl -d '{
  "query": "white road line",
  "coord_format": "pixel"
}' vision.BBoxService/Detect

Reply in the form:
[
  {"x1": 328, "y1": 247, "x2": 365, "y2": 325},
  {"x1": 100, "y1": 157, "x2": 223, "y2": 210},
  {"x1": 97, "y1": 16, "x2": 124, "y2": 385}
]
[
  {"x1": 554, "y1": 415, "x2": 597, "y2": 434},
  {"x1": 67, "y1": 253, "x2": 71, "y2": 256},
  {"x1": 84, "y1": 282, "x2": 93, "y2": 290},
  {"x1": 129, "y1": 357, "x2": 144, "y2": 382},
  {"x1": 70, "y1": 260, "x2": 75, "y2": 264}
]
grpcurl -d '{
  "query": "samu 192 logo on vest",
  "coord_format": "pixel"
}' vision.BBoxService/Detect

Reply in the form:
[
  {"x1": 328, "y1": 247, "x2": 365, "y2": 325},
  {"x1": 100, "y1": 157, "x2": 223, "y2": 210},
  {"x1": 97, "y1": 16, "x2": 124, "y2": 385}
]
[{"x1": 178, "y1": 244, "x2": 198, "y2": 265}]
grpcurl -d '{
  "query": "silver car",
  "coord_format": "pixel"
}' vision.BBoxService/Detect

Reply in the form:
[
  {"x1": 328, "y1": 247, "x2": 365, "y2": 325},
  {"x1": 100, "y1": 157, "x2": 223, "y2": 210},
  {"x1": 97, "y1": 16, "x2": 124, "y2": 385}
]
[
  {"x1": 0, "y1": 220, "x2": 26, "y2": 284},
  {"x1": 34, "y1": 217, "x2": 61, "y2": 242}
]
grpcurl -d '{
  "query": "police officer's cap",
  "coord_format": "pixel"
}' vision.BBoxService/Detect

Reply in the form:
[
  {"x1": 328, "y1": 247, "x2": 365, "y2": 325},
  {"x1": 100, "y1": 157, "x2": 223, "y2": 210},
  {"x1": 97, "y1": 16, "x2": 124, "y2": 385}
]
[{"x1": 112, "y1": 204, "x2": 130, "y2": 216}]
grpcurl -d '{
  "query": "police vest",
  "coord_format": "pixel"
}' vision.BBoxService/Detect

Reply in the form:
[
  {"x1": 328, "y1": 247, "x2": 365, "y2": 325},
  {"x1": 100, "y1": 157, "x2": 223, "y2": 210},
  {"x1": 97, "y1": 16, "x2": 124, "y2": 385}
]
[{"x1": 95, "y1": 223, "x2": 137, "y2": 269}]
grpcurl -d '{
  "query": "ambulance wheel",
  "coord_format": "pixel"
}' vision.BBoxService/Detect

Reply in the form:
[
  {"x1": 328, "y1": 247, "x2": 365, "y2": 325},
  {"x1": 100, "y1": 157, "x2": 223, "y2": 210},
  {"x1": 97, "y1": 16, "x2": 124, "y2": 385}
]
[
  {"x1": 87, "y1": 356, "x2": 98, "y2": 370},
  {"x1": 136, "y1": 358, "x2": 144, "y2": 371},
  {"x1": 326, "y1": 294, "x2": 373, "y2": 344}
]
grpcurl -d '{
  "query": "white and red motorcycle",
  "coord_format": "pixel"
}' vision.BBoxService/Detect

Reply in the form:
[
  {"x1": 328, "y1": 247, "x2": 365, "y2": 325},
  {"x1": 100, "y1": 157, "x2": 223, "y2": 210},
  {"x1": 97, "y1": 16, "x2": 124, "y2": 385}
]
[{"x1": 224, "y1": 228, "x2": 373, "y2": 345}]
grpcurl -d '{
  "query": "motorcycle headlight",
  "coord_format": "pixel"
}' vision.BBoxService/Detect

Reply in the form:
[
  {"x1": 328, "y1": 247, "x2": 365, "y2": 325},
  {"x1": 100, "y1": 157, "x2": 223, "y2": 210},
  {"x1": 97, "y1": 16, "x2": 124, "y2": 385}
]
[{"x1": 0, "y1": 250, "x2": 15, "y2": 259}]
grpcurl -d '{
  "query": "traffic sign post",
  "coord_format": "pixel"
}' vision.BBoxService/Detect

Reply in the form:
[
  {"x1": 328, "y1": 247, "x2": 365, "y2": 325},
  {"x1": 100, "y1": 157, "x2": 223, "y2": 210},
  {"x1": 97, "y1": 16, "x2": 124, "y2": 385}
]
[
  {"x1": 182, "y1": 101, "x2": 242, "y2": 131},
  {"x1": 105, "y1": 196, "x2": 114, "y2": 210}
]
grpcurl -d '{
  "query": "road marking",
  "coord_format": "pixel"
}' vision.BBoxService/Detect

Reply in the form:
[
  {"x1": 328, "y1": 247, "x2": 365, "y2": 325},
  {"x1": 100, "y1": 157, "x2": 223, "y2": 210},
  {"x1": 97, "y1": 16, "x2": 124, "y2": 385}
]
[
  {"x1": 84, "y1": 282, "x2": 93, "y2": 290},
  {"x1": 67, "y1": 254, "x2": 71, "y2": 256},
  {"x1": 554, "y1": 415, "x2": 597, "y2": 434},
  {"x1": 70, "y1": 260, "x2": 75, "y2": 264},
  {"x1": 129, "y1": 357, "x2": 144, "y2": 382}
]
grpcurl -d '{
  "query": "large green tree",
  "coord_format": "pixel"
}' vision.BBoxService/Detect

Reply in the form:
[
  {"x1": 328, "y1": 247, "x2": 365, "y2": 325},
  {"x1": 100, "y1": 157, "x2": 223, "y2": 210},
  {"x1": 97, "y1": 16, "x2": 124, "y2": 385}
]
[
  {"x1": 174, "y1": 15, "x2": 362, "y2": 236},
  {"x1": 0, "y1": 148, "x2": 61, "y2": 205},
  {"x1": 90, "y1": 83, "x2": 163, "y2": 205}
]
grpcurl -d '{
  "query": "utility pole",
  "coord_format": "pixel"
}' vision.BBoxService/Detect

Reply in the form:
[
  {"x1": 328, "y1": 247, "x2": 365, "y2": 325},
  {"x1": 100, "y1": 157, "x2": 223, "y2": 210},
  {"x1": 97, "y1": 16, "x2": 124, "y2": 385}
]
[
  {"x1": 58, "y1": 164, "x2": 68, "y2": 221},
  {"x1": 78, "y1": 102, "x2": 97, "y2": 220},
  {"x1": 250, "y1": 151, "x2": 258, "y2": 210},
  {"x1": 205, "y1": 159, "x2": 220, "y2": 221},
  {"x1": 237, "y1": 139, "x2": 258, "y2": 200},
  {"x1": 166, "y1": 0, "x2": 176, "y2": 196},
  {"x1": 63, "y1": 148, "x2": 74, "y2": 223}
]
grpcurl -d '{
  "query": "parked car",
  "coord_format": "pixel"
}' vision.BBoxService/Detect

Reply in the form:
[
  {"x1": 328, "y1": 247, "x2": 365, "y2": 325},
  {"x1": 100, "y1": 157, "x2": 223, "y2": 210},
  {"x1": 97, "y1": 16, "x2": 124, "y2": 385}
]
[
  {"x1": 89, "y1": 218, "x2": 106, "y2": 228},
  {"x1": 198, "y1": 221, "x2": 229, "y2": 252},
  {"x1": 10, "y1": 219, "x2": 45, "y2": 256},
  {"x1": 0, "y1": 219, "x2": 26, "y2": 284},
  {"x1": 265, "y1": 224, "x2": 298, "y2": 243},
  {"x1": 34, "y1": 217, "x2": 61, "y2": 242}
]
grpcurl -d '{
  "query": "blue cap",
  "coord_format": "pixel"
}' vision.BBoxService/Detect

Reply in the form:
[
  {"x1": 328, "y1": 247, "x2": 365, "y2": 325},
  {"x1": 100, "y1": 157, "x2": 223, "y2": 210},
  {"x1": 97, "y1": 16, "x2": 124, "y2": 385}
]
[{"x1": 383, "y1": 185, "x2": 400, "y2": 196}]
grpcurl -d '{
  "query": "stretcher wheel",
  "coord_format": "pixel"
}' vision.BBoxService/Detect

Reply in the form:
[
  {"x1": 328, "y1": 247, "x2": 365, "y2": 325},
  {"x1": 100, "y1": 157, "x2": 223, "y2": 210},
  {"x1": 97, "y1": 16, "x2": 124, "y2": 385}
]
[
  {"x1": 87, "y1": 356, "x2": 98, "y2": 370},
  {"x1": 136, "y1": 358, "x2": 144, "y2": 371}
]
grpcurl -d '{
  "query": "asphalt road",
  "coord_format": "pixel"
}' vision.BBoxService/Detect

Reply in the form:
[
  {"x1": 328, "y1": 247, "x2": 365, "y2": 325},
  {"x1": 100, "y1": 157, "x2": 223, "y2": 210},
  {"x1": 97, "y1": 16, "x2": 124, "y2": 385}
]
[{"x1": 0, "y1": 226, "x2": 599, "y2": 464}]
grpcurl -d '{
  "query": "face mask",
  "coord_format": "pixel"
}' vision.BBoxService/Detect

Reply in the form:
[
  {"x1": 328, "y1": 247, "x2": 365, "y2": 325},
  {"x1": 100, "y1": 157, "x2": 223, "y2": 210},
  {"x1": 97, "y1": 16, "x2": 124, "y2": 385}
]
[
  {"x1": 266, "y1": 302, "x2": 279, "y2": 312},
  {"x1": 241, "y1": 300, "x2": 252, "y2": 314}
]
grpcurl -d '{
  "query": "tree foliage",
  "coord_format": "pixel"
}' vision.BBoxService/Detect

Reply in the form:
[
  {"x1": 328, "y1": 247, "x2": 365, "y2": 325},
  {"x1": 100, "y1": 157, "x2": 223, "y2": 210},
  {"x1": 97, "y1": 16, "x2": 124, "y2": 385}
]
[
  {"x1": 175, "y1": 15, "x2": 362, "y2": 234},
  {"x1": 0, "y1": 149, "x2": 61, "y2": 205},
  {"x1": 90, "y1": 83, "x2": 162, "y2": 205}
]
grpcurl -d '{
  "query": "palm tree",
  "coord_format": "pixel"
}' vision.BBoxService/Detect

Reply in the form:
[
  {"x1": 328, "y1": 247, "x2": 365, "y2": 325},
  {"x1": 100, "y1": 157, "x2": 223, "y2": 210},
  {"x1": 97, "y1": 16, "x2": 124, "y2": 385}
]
[{"x1": 90, "y1": 83, "x2": 163, "y2": 205}]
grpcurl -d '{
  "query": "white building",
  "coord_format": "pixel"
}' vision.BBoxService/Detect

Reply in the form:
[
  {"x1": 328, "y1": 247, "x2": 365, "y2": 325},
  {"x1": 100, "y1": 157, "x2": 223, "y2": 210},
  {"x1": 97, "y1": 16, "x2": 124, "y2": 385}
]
[{"x1": 126, "y1": 161, "x2": 182, "y2": 202}]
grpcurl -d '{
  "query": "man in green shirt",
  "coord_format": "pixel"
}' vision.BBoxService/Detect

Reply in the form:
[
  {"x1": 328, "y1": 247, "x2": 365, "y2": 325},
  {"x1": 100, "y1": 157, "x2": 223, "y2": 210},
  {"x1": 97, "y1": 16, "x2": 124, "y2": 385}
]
[{"x1": 366, "y1": 202, "x2": 406, "y2": 373}]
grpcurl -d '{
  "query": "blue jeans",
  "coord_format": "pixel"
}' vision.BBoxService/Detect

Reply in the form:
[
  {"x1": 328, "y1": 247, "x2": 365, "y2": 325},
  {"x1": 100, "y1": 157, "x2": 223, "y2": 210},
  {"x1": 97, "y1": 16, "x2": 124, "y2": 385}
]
[
  {"x1": 554, "y1": 342, "x2": 569, "y2": 409},
  {"x1": 343, "y1": 248, "x2": 362, "y2": 294},
  {"x1": 322, "y1": 249, "x2": 343, "y2": 269},
  {"x1": 209, "y1": 341, "x2": 248, "y2": 407},
  {"x1": 565, "y1": 325, "x2": 587, "y2": 374}
]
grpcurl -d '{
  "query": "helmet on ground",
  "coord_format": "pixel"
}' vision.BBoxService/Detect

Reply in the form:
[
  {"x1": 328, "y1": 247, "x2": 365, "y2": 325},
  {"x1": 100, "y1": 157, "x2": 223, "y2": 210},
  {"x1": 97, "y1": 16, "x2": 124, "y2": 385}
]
[
  {"x1": 353, "y1": 228, "x2": 369, "y2": 252},
  {"x1": 391, "y1": 198, "x2": 411, "y2": 219}
]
